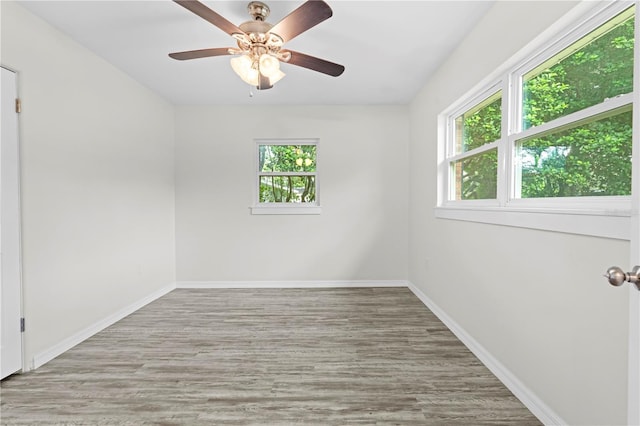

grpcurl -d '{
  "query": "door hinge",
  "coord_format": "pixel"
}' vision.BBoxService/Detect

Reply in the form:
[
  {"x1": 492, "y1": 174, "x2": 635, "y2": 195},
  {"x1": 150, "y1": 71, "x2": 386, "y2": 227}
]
[
  {"x1": 20, "y1": 318, "x2": 25, "y2": 332},
  {"x1": 15, "y1": 98, "x2": 21, "y2": 113}
]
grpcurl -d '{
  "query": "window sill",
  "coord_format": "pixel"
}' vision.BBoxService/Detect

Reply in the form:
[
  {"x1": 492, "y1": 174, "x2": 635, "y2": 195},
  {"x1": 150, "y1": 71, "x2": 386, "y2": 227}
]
[
  {"x1": 434, "y1": 205, "x2": 629, "y2": 240},
  {"x1": 251, "y1": 205, "x2": 322, "y2": 215}
]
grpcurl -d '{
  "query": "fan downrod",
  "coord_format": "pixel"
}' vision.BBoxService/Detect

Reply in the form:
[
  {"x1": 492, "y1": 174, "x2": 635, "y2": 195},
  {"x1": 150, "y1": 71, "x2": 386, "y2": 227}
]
[{"x1": 247, "y1": 1, "x2": 270, "y2": 21}]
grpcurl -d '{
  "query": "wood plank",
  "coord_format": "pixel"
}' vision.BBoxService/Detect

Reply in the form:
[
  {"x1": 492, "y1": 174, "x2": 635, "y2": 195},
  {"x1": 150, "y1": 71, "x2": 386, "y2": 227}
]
[{"x1": 0, "y1": 288, "x2": 540, "y2": 424}]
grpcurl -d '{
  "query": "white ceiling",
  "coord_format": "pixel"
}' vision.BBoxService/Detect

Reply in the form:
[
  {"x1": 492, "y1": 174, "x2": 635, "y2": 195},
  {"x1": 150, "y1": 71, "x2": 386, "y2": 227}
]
[{"x1": 18, "y1": 0, "x2": 494, "y2": 105}]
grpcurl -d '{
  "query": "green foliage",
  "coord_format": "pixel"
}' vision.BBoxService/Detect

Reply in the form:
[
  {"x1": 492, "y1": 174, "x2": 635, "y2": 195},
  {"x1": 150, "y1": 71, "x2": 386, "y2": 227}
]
[
  {"x1": 520, "y1": 13, "x2": 634, "y2": 198},
  {"x1": 456, "y1": 95, "x2": 501, "y2": 199},
  {"x1": 259, "y1": 145, "x2": 316, "y2": 173},
  {"x1": 523, "y1": 15, "x2": 635, "y2": 128},
  {"x1": 459, "y1": 149, "x2": 498, "y2": 200},
  {"x1": 457, "y1": 10, "x2": 634, "y2": 200},
  {"x1": 259, "y1": 176, "x2": 316, "y2": 203},
  {"x1": 521, "y1": 111, "x2": 632, "y2": 197},
  {"x1": 522, "y1": 70, "x2": 569, "y2": 128},
  {"x1": 459, "y1": 95, "x2": 502, "y2": 152},
  {"x1": 258, "y1": 145, "x2": 316, "y2": 203}
]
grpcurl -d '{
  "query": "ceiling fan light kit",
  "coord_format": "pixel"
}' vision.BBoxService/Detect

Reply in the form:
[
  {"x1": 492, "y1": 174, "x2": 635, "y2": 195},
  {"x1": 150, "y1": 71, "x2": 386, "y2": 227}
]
[{"x1": 169, "y1": 0, "x2": 345, "y2": 91}]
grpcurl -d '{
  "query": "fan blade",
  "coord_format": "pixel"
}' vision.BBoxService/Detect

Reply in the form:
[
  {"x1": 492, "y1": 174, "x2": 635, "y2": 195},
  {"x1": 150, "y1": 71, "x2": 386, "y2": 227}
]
[
  {"x1": 174, "y1": 0, "x2": 244, "y2": 36},
  {"x1": 269, "y1": 0, "x2": 333, "y2": 43},
  {"x1": 169, "y1": 47, "x2": 233, "y2": 61},
  {"x1": 284, "y1": 50, "x2": 344, "y2": 77}
]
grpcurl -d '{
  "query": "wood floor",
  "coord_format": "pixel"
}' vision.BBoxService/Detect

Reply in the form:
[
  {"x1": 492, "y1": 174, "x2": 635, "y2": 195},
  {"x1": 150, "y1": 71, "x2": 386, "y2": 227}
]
[{"x1": 1, "y1": 287, "x2": 540, "y2": 425}]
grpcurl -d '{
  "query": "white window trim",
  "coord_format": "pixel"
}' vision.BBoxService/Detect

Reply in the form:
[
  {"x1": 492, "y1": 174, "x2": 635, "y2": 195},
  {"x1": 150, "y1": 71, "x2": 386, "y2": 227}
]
[
  {"x1": 436, "y1": 1, "x2": 636, "y2": 240},
  {"x1": 250, "y1": 138, "x2": 321, "y2": 215}
]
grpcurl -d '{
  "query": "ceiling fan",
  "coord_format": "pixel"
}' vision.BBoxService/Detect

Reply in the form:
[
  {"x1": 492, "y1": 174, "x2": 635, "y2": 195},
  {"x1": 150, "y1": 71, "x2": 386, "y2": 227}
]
[{"x1": 169, "y1": 0, "x2": 345, "y2": 90}]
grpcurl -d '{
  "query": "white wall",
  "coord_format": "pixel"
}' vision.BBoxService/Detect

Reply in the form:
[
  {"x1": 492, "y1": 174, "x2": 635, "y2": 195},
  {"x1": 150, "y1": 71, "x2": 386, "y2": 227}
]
[
  {"x1": 409, "y1": 1, "x2": 630, "y2": 425},
  {"x1": 175, "y1": 105, "x2": 408, "y2": 282},
  {"x1": 1, "y1": 2, "x2": 176, "y2": 367},
  {"x1": 1, "y1": 0, "x2": 631, "y2": 423}
]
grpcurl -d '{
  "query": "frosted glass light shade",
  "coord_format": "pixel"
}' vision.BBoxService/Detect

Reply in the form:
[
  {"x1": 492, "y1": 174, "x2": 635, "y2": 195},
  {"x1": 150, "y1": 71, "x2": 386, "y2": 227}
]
[
  {"x1": 268, "y1": 69, "x2": 286, "y2": 85},
  {"x1": 258, "y1": 54, "x2": 280, "y2": 78},
  {"x1": 230, "y1": 55, "x2": 258, "y2": 85},
  {"x1": 246, "y1": 68, "x2": 259, "y2": 86},
  {"x1": 231, "y1": 54, "x2": 284, "y2": 87}
]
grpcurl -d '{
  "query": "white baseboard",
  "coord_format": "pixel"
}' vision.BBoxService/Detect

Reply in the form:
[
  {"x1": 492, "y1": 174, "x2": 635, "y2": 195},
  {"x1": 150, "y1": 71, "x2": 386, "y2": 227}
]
[
  {"x1": 176, "y1": 280, "x2": 409, "y2": 289},
  {"x1": 31, "y1": 283, "x2": 175, "y2": 370},
  {"x1": 407, "y1": 282, "x2": 565, "y2": 426}
]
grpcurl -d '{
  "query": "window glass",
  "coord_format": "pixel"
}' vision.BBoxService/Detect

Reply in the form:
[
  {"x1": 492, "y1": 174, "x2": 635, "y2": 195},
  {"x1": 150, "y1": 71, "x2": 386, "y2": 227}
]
[
  {"x1": 259, "y1": 176, "x2": 316, "y2": 203},
  {"x1": 522, "y1": 10, "x2": 634, "y2": 129},
  {"x1": 455, "y1": 91, "x2": 502, "y2": 154},
  {"x1": 257, "y1": 144, "x2": 317, "y2": 204},
  {"x1": 452, "y1": 149, "x2": 498, "y2": 200},
  {"x1": 518, "y1": 109, "x2": 632, "y2": 198}
]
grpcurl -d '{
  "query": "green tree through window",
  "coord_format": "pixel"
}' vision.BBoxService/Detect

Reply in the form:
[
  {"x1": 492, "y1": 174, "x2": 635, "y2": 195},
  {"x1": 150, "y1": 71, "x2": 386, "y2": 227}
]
[
  {"x1": 454, "y1": 8, "x2": 635, "y2": 200},
  {"x1": 454, "y1": 92, "x2": 501, "y2": 200},
  {"x1": 258, "y1": 144, "x2": 317, "y2": 203},
  {"x1": 519, "y1": 10, "x2": 634, "y2": 197},
  {"x1": 519, "y1": 110, "x2": 632, "y2": 197}
]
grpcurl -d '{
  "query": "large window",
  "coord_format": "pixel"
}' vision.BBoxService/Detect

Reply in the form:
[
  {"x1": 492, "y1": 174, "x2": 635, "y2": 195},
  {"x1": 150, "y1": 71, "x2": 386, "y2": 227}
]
[
  {"x1": 517, "y1": 7, "x2": 634, "y2": 199},
  {"x1": 517, "y1": 110, "x2": 632, "y2": 198},
  {"x1": 252, "y1": 139, "x2": 320, "y2": 215},
  {"x1": 438, "y1": 3, "x2": 636, "y2": 239}
]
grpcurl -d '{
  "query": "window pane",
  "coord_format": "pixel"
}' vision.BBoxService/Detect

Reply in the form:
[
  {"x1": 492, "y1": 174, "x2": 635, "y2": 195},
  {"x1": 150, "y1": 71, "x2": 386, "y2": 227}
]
[
  {"x1": 455, "y1": 92, "x2": 501, "y2": 154},
  {"x1": 259, "y1": 175, "x2": 316, "y2": 203},
  {"x1": 259, "y1": 145, "x2": 316, "y2": 173},
  {"x1": 519, "y1": 110, "x2": 632, "y2": 198},
  {"x1": 522, "y1": 9, "x2": 635, "y2": 129},
  {"x1": 452, "y1": 149, "x2": 497, "y2": 200}
]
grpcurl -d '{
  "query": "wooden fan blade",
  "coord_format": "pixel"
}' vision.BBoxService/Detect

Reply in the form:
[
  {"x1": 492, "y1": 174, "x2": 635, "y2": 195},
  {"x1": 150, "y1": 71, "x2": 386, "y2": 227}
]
[
  {"x1": 174, "y1": 0, "x2": 244, "y2": 36},
  {"x1": 269, "y1": 0, "x2": 333, "y2": 43},
  {"x1": 284, "y1": 50, "x2": 345, "y2": 77},
  {"x1": 169, "y1": 47, "x2": 233, "y2": 61}
]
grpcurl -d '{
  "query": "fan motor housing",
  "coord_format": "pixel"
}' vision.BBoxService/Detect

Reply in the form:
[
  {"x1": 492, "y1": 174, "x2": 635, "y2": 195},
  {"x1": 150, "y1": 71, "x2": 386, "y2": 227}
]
[
  {"x1": 247, "y1": 1, "x2": 270, "y2": 21},
  {"x1": 239, "y1": 20, "x2": 272, "y2": 35}
]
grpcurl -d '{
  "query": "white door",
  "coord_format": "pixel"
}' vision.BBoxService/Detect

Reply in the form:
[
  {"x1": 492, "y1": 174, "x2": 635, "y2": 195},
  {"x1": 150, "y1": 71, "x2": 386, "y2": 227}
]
[
  {"x1": 629, "y1": 270, "x2": 640, "y2": 424},
  {"x1": 607, "y1": 6, "x2": 640, "y2": 423},
  {"x1": 1, "y1": 67, "x2": 23, "y2": 379},
  {"x1": 626, "y1": 142, "x2": 640, "y2": 425},
  {"x1": 629, "y1": 8, "x2": 640, "y2": 424}
]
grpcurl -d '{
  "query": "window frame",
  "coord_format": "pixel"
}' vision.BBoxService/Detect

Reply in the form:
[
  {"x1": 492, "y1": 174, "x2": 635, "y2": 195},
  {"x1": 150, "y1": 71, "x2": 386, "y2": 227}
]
[
  {"x1": 436, "y1": 1, "x2": 636, "y2": 240},
  {"x1": 448, "y1": 85, "x2": 503, "y2": 203},
  {"x1": 251, "y1": 138, "x2": 321, "y2": 215}
]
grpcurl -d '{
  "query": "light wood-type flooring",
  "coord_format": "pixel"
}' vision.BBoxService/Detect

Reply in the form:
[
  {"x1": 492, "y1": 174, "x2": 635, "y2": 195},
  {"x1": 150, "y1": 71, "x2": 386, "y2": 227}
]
[{"x1": 1, "y1": 287, "x2": 541, "y2": 425}]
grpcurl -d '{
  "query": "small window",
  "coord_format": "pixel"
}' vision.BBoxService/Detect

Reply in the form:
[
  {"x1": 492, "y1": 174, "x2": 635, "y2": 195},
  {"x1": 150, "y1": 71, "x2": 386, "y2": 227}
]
[
  {"x1": 448, "y1": 90, "x2": 502, "y2": 201},
  {"x1": 455, "y1": 91, "x2": 502, "y2": 154},
  {"x1": 452, "y1": 149, "x2": 498, "y2": 200},
  {"x1": 252, "y1": 139, "x2": 320, "y2": 215}
]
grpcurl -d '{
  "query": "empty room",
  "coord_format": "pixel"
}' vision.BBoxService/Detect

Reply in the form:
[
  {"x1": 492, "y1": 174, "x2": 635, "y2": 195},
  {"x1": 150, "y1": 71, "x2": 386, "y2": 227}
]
[{"x1": 1, "y1": 0, "x2": 639, "y2": 424}]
